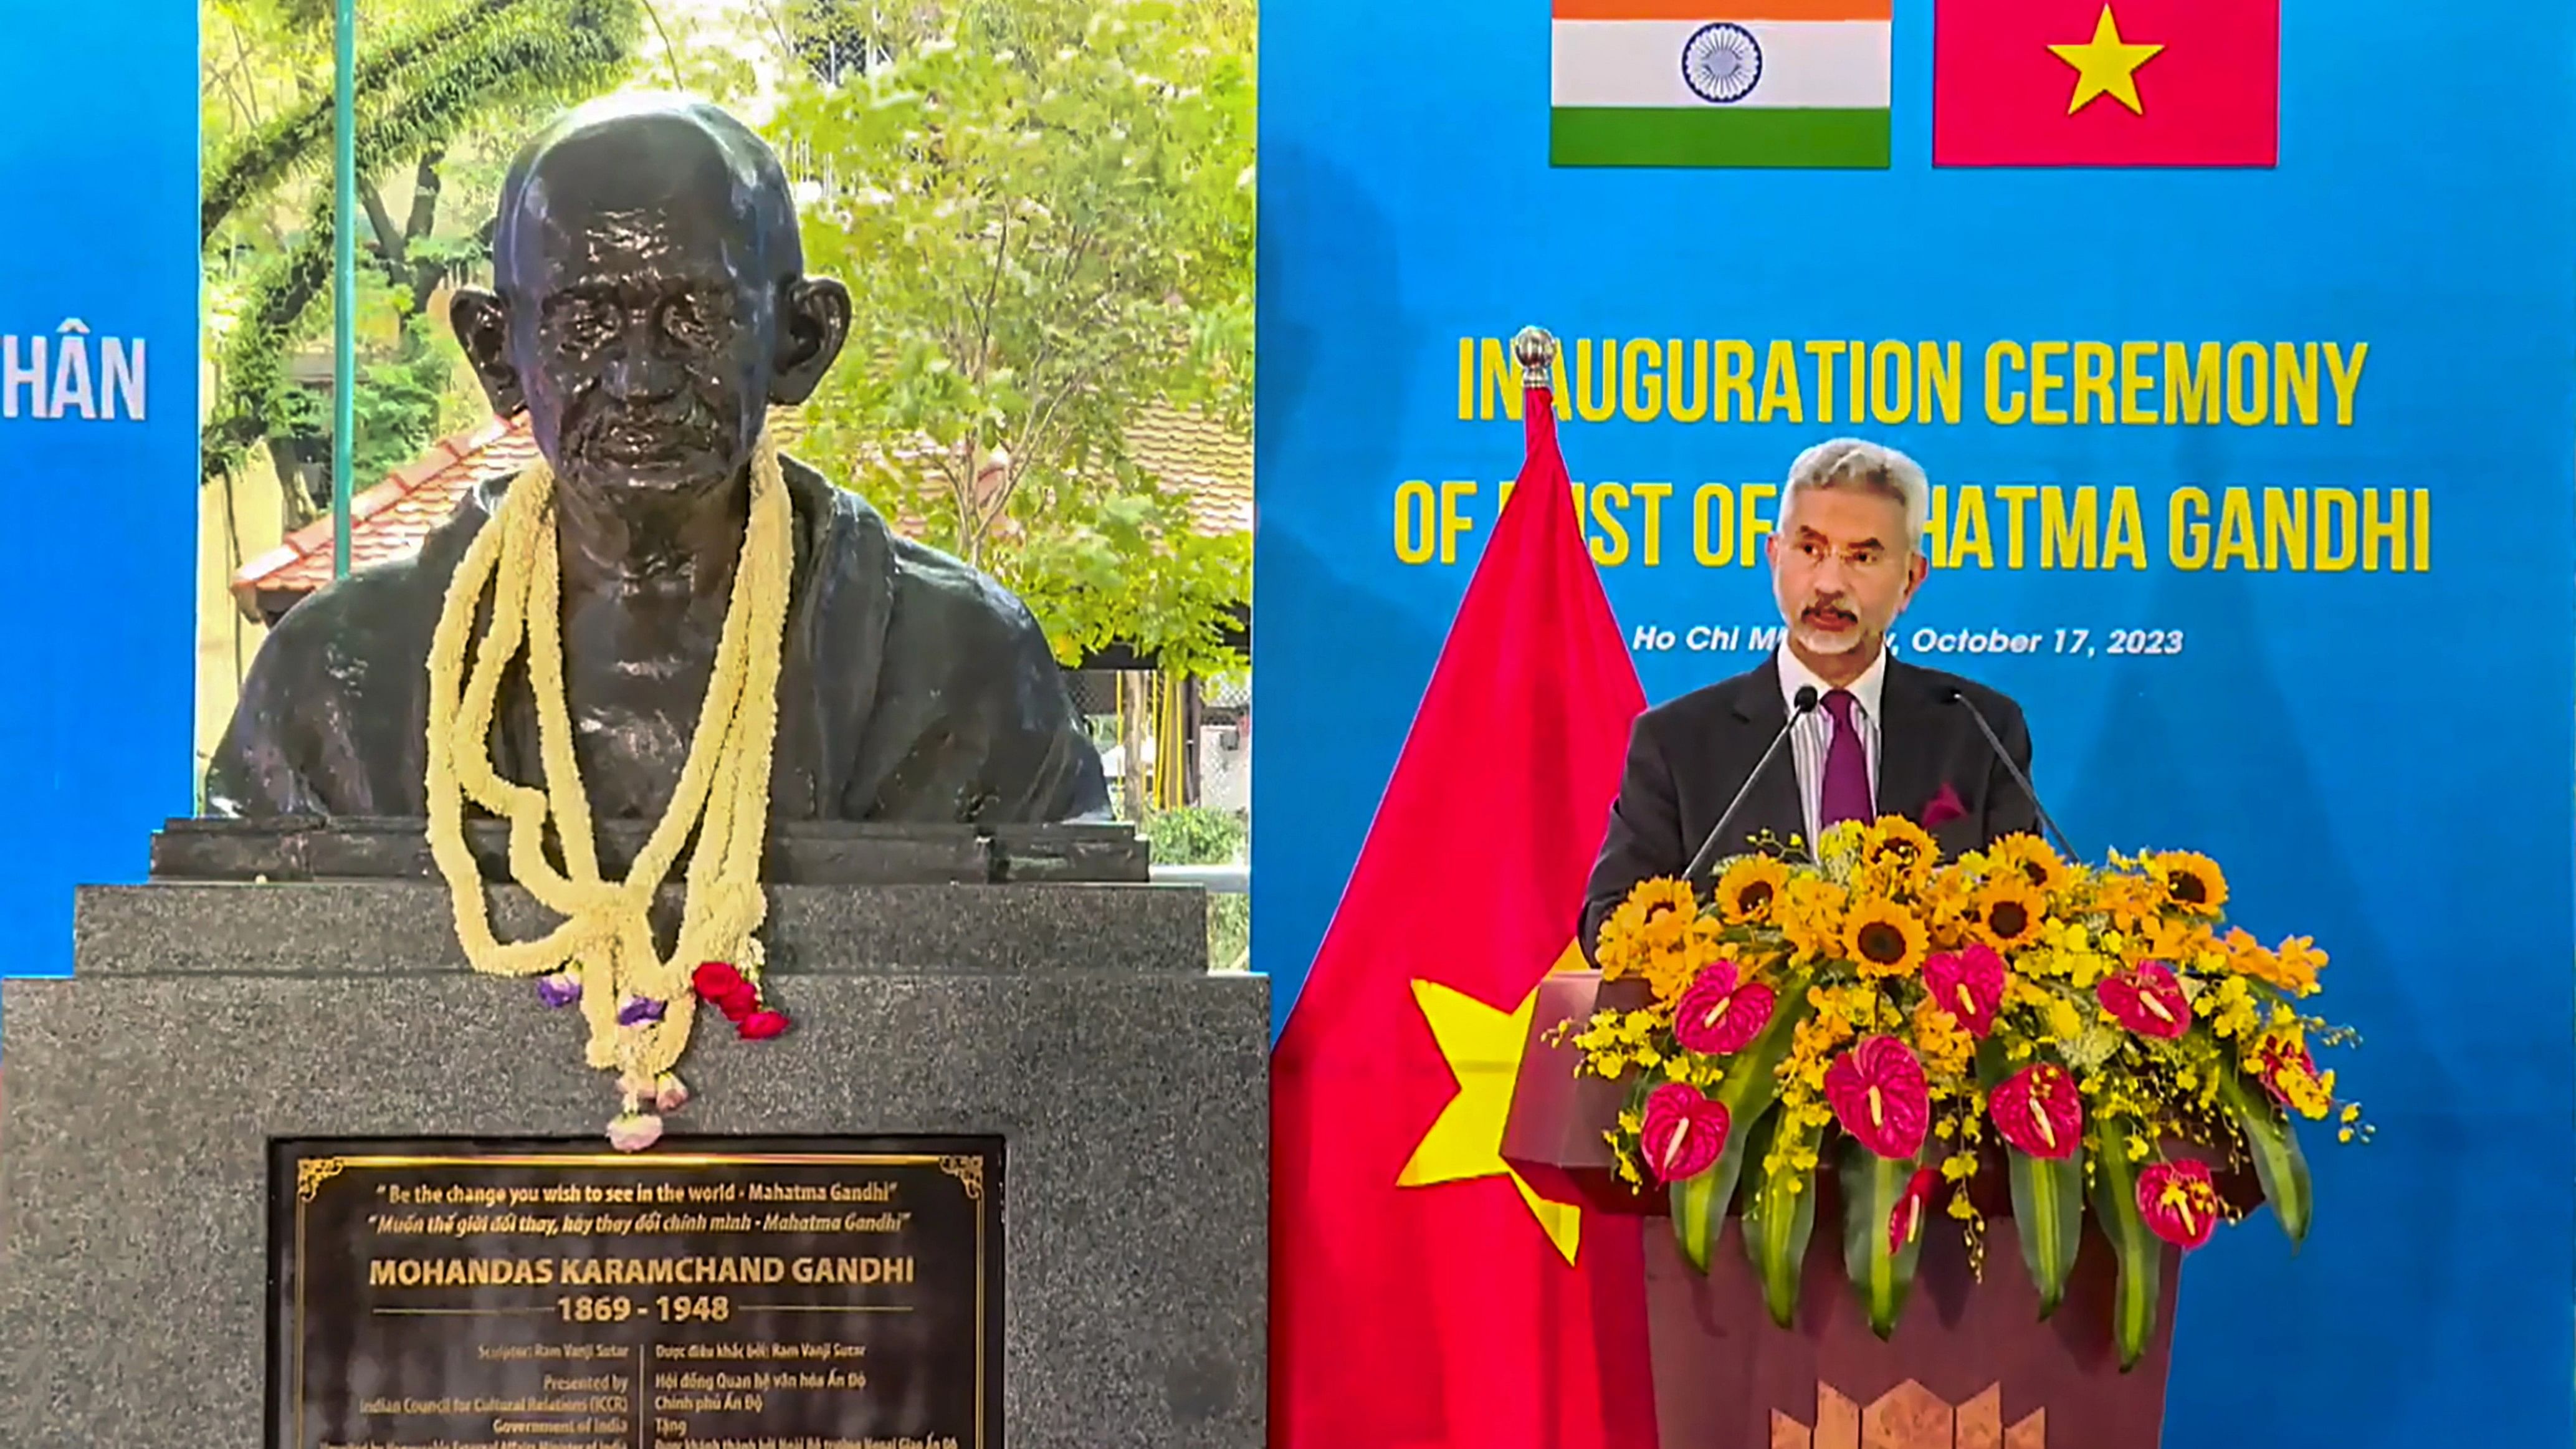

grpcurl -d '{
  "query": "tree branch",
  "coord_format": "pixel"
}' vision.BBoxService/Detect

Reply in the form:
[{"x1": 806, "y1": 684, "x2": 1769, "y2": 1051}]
[
  {"x1": 970, "y1": 210, "x2": 1010, "y2": 385},
  {"x1": 361, "y1": 182, "x2": 406, "y2": 272}
]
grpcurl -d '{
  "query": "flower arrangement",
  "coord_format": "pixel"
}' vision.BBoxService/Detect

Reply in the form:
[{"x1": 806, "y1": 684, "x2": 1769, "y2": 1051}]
[{"x1": 1571, "y1": 818, "x2": 2364, "y2": 1364}]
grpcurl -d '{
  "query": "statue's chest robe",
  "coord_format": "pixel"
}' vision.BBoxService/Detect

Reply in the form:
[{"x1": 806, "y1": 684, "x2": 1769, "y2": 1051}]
[{"x1": 204, "y1": 460, "x2": 1110, "y2": 825}]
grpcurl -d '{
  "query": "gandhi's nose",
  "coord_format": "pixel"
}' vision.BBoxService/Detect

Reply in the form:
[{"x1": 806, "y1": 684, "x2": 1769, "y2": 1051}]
[{"x1": 602, "y1": 327, "x2": 685, "y2": 402}]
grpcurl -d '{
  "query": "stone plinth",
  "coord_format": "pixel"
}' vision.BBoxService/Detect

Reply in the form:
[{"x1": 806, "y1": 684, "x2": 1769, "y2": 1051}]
[{"x1": 0, "y1": 875, "x2": 1267, "y2": 1449}]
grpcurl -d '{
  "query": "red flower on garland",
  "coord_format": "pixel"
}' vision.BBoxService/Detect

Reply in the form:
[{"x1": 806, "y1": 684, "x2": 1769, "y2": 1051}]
[
  {"x1": 1920, "y1": 783, "x2": 1967, "y2": 830},
  {"x1": 693, "y1": 961, "x2": 791, "y2": 1040},
  {"x1": 1823, "y1": 1036, "x2": 1930, "y2": 1159},
  {"x1": 693, "y1": 962, "x2": 758, "y2": 1016},
  {"x1": 1888, "y1": 1165, "x2": 1940, "y2": 1253},
  {"x1": 1638, "y1": 1082, "x2": 1732, "y2": 1182},
  {"x1": 2136, "y1": 1160, "x2": 2226, "y2": 1249},
  {"x1": 1921, "y1": 944, "x2": 2005, "y2": 1039},
  {"x1": 2097, "y1": 962, "x2": 2191, "y2": 1040},
  {"x1": 1988, "y1": 1061, "x2": 2082, "y2": 1160},
  {"x1": 1671, "y1": 961, "x2": 1777, "y2": 1056}
]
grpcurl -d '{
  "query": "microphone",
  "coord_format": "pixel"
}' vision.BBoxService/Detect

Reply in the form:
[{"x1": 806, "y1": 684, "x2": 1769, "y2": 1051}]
[
  {"x1": 1684, "y1": 685, "x2": 1819, "y2": 883},
  {"x1": 1940, "y1": 686, "x2": 2078, "y2": 861}
]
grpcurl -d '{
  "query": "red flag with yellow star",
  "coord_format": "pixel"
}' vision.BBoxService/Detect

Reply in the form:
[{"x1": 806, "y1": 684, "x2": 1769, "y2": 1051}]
[
  {"x1": 1270, "y1": 347, "x2": 1656, "y2": 1449},
  {"x1": 1933, "y1": 0, "x2": 2279, "y2": 167}
]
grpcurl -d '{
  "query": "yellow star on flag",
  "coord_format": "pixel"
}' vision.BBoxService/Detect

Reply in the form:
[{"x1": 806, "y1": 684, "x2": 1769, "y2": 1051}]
[
  {"x1": 2049, "y1": 4, "x2": 2163, "y2": 116},
  {"x1": 1396, "y1": 944, "x2": 1590, "y2": 1266}
]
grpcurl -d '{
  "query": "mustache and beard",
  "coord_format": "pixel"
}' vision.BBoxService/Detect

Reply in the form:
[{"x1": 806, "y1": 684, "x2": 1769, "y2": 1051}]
[
  {"x1": 1775, "y1": 577, "x2": 1872, "y2": 656},
  {"x1": 555, "y1": 387, "x2": 748, "y2": 489}
]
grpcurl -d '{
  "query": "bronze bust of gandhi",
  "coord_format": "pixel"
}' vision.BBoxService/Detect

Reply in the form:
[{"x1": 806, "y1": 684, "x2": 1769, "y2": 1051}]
[{"x1": 206, "y1": 95, "x2": 1110, "y2": 826}]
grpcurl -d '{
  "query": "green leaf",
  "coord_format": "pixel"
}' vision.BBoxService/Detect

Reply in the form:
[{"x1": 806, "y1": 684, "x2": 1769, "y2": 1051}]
[
  {"x1": 2006, "y1": 1145, "x2": 2086, "y2": 1317},
  {"x1": 2218, "y1": 1069, "x2": 2314, "y2": 1247},
  {"x1": 1667, "y1": 1104, "x2": 1762, "y2": 1273},
  {"x1": 1836, "y1": 1141, "x2": 1925, "y2": 1339},
  {"x1": 1739, "y1": 1107, "x2": 1823, "y2": 1328},
  {"x1": 1667, "y1": 978, "x2": 1815, "y2": 1272},
  {"x1": 2087, "y1": 1130, "x2": 2162, "y2": 1370}
]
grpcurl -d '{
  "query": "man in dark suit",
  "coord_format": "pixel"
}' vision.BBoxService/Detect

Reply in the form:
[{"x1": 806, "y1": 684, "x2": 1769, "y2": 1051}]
[{"x1": 1581, "y1": 438, "x2": 2039, "y2": 952}]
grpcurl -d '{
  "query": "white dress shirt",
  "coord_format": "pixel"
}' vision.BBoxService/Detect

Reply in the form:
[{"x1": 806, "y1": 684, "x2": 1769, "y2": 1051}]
[{"x1": 1776, "y1": 644, "x2": 1887, "y2": 850}]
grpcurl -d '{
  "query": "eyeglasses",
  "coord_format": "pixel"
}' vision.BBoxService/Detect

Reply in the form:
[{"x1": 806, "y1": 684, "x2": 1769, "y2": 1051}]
[{"x1": 1781, "y1": 538, "x2": 1905, "y2": 573}]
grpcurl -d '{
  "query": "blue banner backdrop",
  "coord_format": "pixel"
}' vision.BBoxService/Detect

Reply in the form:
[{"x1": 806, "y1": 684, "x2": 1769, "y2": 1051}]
[
  {"x1": 0, "y1": 0, "x2": 199, "y2": 977},
  {"x1": 1254, "y1": 1, "x2": 2574, "y2": 1444}
]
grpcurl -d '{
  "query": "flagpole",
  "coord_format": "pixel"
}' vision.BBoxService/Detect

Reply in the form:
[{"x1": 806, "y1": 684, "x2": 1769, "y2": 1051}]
[{"x1": 332, "y1": 0, "x2": 356, "y2": 580}]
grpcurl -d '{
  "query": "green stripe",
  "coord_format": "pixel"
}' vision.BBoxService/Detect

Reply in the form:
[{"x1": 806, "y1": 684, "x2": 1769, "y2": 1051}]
[{"x1": 1550, "y1": 107, "x2": 1889, "y2": 169}]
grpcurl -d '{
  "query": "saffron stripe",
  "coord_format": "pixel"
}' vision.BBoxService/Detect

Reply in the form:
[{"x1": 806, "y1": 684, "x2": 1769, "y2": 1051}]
[
  {"x1": 1550, "y1": 0, "x2": 1892, "y2": 21},
  {"x1": 1548, "y1": 106, "x2": 1890, "y2": 168}
]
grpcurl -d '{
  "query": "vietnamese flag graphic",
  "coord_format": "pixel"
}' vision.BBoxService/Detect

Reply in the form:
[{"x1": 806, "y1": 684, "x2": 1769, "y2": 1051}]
[
  {"x1": 1269, "y1": 344, "x2": 1658, "y2": 1449},
  {"x1": 1933, "y1": 0, "x2": 2279, "y2": 168}
]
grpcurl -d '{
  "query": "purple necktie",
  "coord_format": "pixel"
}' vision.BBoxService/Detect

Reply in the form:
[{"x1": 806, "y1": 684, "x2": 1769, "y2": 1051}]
[{"x1": 1819, "y1": 688, "x2": 1872, "y2": 829}]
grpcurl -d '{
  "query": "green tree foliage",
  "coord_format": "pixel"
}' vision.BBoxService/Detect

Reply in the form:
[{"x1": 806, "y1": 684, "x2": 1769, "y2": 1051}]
[
  {"x1": 199, "y1": 0, "x2": 644, "y2": 494},
  {"x1": 775, "y1": 0, "x2": 1256, "y2": 679}
]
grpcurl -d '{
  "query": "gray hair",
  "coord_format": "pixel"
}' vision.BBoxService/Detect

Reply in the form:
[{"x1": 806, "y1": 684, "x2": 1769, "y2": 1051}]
[{"x1": 1783, "y1": 438, "x2": 1930, "y2": 552}]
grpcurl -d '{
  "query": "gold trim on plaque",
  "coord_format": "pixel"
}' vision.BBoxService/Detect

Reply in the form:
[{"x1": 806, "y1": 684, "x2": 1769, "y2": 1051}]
[
  {"x1": 939, "y1": 1155, "x2": 987, "y2": 1200},
  {"x1": 295, "y1": 1157, "x2": 348, "y2": 1202}
]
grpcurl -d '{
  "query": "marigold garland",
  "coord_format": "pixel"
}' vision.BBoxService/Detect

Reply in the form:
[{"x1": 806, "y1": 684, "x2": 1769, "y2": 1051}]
[{"x1": 424, "y1": 431, "x2": 795, "y2": 1148}]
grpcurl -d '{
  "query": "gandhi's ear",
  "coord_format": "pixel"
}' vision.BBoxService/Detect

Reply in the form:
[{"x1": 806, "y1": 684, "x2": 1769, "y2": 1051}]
[
  {"x1": 770, "y1": 277, "x2": 851, "y2": 406},
  {"x1": 449, "y1": 287, "x2": 526, "y2": 417}
]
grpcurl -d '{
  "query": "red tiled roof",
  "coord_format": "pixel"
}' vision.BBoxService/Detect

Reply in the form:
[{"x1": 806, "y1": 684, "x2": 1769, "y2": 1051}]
[{"x1": 232, "y1": 406, "x2": 1252, "y2": 617}]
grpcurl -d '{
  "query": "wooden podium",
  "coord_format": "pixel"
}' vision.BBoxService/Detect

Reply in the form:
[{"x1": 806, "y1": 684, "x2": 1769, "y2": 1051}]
[{"x1": 1502, "y1": 971, "x2": 2198, "y2": 1449}]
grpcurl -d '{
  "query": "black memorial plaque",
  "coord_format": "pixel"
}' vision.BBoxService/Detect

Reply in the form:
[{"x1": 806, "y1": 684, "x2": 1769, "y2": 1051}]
[{"x1": 268, "y1": 1136, "x2": 1003, "y2": 1449}]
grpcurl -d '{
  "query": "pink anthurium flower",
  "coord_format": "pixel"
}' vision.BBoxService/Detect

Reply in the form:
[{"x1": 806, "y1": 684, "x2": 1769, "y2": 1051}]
[
  {"x1": 1922, "y1": 944, "x2": 2006, "y2": 1038},
  {"x1": 2098, "y1": 962, "x2": 2192, "y2": 1040},
  {"x1": 2137, "y1": 1160, "x2": 2226, "y2": 1249},
  {"x1": 1672, "y1": 962, "x2": 1777, "y2": 1056},
  {"x1": 1638, "y1": 1082, "x2": 1732, "y2": 1183},
  {"x1": 1889, "y1": 1165, "x2": 1940, "y2": 1254},
  {"x1": 1989, "y1": 1061, "x2": 2082, "y2": 1160},
  {"x1": 1823, "y1": 1036, "x2": 1931, "y2": 1159}
]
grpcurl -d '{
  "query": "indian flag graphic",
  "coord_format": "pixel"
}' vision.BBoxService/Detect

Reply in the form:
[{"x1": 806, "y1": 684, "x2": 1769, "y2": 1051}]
[{"x1": 1550, "y1": 0, "x2": 1893, "y2": 168}]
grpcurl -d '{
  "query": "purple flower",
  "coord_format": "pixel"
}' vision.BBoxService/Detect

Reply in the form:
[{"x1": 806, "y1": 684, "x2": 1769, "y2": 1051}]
[
  {"x1": 535, "y1": 973, "x2": 581, "y2": 1008},
  {"x1": 617, "y1": 997, "x2": 667, "y2": 1026}
]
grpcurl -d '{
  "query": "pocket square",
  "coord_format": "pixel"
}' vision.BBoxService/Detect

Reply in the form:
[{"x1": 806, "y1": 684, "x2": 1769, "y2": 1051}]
[{"x1": 1920, "y1": 783, "x2": 1967, "y2": 830}]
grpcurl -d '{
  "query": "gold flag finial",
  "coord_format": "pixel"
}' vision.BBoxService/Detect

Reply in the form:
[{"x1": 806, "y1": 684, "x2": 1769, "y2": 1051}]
[{"x1": 1511, "y1": 327, "x2": 1558, "y2": 388}]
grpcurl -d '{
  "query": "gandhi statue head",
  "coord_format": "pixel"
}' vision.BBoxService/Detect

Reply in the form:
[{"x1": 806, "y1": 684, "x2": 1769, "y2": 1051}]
[{"x1": 449, "y1": 95, "x2": 852, "y2": 500}]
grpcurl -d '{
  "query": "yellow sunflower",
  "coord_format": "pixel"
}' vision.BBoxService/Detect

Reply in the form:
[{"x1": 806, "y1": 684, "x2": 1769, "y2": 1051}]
[
  {"x1": 2150, "y1": 851, "x2": 2229, "y2": 916},
  {"x1": 1598, "y1": 878, "x2": 1699, "y2": 980},
  {"x1": 1972, "y1": 877, "x2": 2049, "y2": 952},
  {"x1": 1858, "y1": 816, "x2": 1939, "y2": 896},
  {"x1": 1714, "y1": 856, "x2": 1793, "y2": 925},
  {"x1": 1987, "y1": 833, "x2": 2067, "y2": 895},
  {"x1": 1841, "y1": 897, "x2": 1929, "y2": 979},
  {"x1": 1778, "y1": 877, "x2": 1850, "y2": 965}
]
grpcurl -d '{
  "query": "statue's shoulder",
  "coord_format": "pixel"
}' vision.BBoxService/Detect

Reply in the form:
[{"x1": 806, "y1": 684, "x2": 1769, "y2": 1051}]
[
  {"x1": 793, "y1": 459, "x2": 1055, "y2": 660},
  {"x1": 246, "y1": 488, "x2": 489, "y2": 684}
]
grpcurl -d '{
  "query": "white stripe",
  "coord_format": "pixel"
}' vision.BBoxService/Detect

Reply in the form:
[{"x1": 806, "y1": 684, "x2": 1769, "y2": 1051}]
[{"x1": 1550, "y1": 19, "x2": 1891, "y2": 110}]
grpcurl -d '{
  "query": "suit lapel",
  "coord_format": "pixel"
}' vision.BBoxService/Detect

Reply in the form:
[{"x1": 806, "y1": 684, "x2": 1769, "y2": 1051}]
[
  {"x1": 1726, "y1": 659, "x2": 1808, "y2": 859},
  {"x1": 1874, "y1": 660, "x2": 1940, "y2": 826}
]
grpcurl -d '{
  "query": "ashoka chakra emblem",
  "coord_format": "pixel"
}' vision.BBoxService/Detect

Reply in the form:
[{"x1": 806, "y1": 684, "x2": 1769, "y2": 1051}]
[{"x1": 1681, "y1": 22, "x2": 1763, "y2": 105}]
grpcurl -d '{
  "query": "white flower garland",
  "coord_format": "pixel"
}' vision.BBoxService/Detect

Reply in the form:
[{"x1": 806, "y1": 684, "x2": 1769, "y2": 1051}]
[{"x1": 422, "y1": 431, "x2": 794, "y2": 1147}]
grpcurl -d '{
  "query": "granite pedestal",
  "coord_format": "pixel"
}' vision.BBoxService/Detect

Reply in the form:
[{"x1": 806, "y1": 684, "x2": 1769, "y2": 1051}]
[{"x1": 0, "y1": 834, "x2": 1267, "y2": 1449}]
